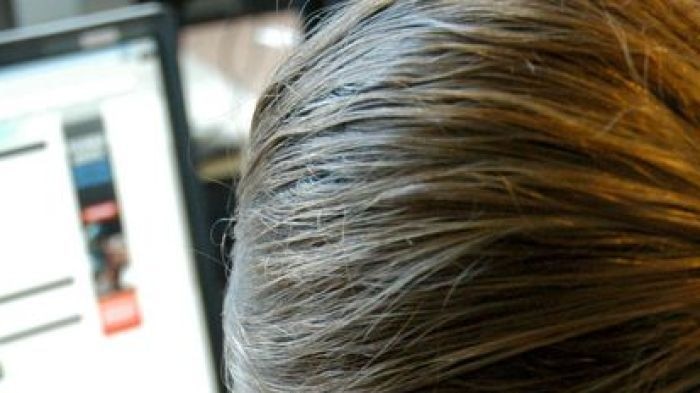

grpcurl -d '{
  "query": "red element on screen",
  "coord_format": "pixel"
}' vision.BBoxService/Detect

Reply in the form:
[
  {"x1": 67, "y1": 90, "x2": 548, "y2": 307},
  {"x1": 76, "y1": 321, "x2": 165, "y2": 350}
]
[
  {"x1": 82, "y1": 201, "x2": 119, "y2": 223},
  {"x1": 99, "y1": 289, "x2": 142, "y2": 335}
]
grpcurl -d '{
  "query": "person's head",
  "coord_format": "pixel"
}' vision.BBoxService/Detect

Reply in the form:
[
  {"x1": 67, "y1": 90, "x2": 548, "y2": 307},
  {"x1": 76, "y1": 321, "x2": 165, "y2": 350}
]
[{"x1": 224, "y1": 1, "x2": 700, "y2": 391}]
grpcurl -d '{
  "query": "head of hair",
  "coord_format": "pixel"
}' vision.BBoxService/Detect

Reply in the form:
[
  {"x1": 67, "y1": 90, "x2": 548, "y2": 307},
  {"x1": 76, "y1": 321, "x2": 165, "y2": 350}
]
[{"x1": 224, "y1": 1, "x2": 700, "y2": 391}]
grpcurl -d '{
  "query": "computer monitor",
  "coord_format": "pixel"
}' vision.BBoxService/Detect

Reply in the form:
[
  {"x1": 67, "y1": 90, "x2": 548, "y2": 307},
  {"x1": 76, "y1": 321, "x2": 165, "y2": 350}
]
[{"x1": 0, "y1": 5, "x2": 221, "y2": 392}]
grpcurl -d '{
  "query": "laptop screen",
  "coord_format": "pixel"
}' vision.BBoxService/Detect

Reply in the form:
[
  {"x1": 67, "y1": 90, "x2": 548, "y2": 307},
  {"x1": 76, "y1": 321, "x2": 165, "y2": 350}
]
[{"x1": 0, "y1": 33, "x2": 218, "y2": 392}]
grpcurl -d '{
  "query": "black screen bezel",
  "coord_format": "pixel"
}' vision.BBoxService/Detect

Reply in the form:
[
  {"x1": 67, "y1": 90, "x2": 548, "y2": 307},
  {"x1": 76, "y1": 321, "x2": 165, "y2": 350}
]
[{"x1": 0, "y1": 5, "x2": 224, "y2": 392}]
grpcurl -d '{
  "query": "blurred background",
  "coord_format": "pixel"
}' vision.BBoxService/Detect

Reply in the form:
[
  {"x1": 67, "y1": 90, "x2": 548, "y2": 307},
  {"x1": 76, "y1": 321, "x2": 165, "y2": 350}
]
[{"x1": 0, "y1": 1, "x2": 343, "y2": 392}]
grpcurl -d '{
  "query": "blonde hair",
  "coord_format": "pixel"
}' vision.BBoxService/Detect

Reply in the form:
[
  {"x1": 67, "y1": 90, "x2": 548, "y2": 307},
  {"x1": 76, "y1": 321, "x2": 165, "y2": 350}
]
[{"x1": 224, "y1": 1, "x2": 700, "y2": 391}]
